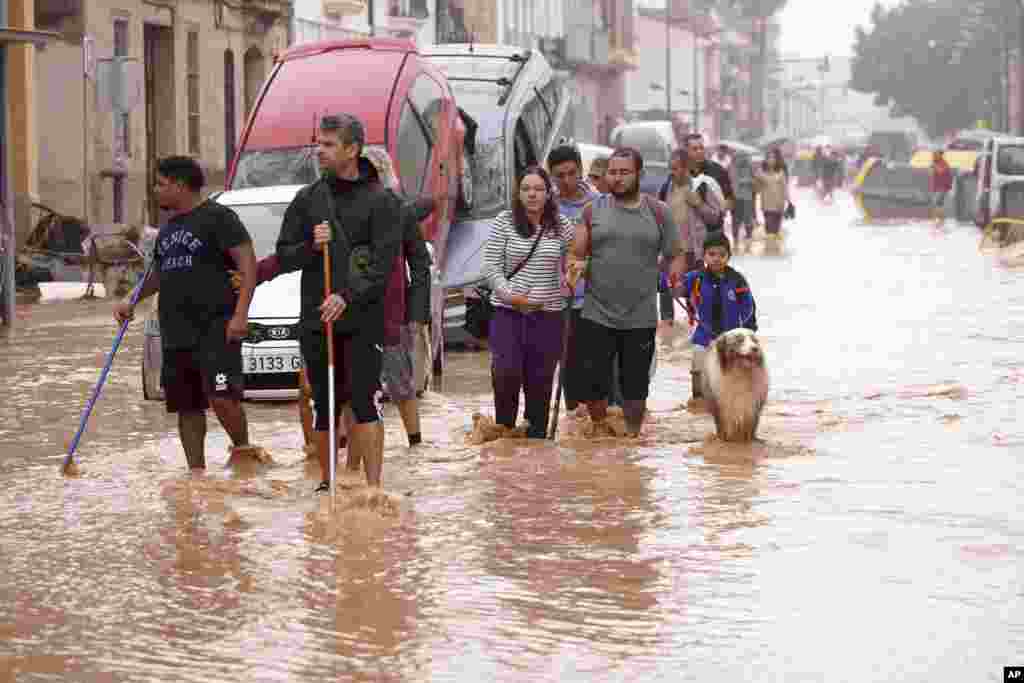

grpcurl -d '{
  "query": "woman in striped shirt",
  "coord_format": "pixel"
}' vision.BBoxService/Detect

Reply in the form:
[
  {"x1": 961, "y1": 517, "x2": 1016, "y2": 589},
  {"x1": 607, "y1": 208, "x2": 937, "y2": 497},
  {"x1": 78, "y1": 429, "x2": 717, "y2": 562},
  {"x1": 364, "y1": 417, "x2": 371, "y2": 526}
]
[{"x1": 484, "y1": 165, "x2": 574, "y2": 439}]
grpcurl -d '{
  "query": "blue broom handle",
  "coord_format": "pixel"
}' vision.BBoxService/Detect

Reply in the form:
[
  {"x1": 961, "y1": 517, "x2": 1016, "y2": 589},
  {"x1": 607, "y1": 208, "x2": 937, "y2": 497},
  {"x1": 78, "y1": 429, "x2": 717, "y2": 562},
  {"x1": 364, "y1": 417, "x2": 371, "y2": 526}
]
[{"x1": 64, "y1": 261, "x2": 154, "y2": 463}]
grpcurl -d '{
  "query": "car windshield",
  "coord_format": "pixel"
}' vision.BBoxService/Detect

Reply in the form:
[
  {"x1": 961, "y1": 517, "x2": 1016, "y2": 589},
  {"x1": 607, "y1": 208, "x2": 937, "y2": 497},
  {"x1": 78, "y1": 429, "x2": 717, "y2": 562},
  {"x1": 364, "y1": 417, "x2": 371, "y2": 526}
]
[
  {"x1": 462, "y1": 134, "x2": 507, "y2": 219},
  {"x1": 996, "y1": 145, "x2": 1024, "y2": 175},
  {"x1": 948, "y1": 138, "x2": 985, "y2": 151},
  {"x1": 427, "y1": 54, "x2": 521, "y2": 121},
  {"x1": 231, "y1": 145, "x2": 397, "y2": 191},
  {"x1": 229, "y1": 203, "x2": 289, "y2": 258},
  {"x1": 426, "y1": 55, "x2": 521, "y2": 219},
  {"x1": 232, "y1": 147, "x2": 318, "y2": 190}
]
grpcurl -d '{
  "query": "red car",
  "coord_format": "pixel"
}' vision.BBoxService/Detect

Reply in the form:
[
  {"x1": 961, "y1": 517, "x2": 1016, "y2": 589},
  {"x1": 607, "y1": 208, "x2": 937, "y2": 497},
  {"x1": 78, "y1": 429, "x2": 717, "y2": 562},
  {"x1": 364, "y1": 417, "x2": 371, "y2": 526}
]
[
  {"x1": 228, "y1": 36, "x2": 471, "y2": 278},
  {"x1": 227, "y1": 37, "x2": 472, "y2": 372}
]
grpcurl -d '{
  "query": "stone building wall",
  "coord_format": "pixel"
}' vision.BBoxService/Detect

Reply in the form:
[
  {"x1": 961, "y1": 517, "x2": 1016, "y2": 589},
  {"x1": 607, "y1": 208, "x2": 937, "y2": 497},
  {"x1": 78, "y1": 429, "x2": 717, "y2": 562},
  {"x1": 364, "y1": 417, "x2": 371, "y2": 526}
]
[{"x1": 36, "y1": 0, "x2": 289, "y2": 228}]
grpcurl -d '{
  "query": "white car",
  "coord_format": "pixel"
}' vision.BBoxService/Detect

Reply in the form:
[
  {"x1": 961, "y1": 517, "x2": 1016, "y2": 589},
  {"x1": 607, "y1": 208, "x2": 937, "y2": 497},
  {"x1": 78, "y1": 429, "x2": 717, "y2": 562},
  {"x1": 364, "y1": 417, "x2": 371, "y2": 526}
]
[{"x1": 142, "y1": 185, "x2": 305, "y2": 401}]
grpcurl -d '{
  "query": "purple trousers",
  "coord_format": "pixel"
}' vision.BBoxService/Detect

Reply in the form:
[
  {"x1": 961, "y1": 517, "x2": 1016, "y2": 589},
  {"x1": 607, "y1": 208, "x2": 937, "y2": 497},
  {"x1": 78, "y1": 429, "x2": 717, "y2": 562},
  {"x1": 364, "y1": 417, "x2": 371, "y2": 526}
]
[{"x1": 490, "y1": 306, "x2": 564, "y2": 439}]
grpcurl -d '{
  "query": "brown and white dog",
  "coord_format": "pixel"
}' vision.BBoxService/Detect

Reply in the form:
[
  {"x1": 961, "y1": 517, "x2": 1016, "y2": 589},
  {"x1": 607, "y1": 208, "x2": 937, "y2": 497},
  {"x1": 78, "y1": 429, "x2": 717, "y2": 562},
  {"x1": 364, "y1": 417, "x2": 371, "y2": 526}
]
[{"x1": 701, "y1": 329, "x2": 769, "y2": 442}]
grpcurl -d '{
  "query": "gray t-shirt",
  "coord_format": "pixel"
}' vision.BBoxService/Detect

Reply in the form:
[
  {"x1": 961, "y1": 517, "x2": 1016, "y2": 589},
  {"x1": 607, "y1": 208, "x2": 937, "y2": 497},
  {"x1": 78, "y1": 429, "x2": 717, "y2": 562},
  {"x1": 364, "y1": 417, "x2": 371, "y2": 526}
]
[{"x1": 583, "y1": 195, "x2": 680, "y2": 329}]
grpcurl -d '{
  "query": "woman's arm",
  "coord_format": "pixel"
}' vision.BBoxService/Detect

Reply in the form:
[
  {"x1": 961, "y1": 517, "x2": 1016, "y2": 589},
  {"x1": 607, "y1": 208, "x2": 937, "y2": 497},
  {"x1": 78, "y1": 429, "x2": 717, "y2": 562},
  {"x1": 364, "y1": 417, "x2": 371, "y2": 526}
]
[{"x1": 483, "y1": 213, "x2": 513, "y2": 301}]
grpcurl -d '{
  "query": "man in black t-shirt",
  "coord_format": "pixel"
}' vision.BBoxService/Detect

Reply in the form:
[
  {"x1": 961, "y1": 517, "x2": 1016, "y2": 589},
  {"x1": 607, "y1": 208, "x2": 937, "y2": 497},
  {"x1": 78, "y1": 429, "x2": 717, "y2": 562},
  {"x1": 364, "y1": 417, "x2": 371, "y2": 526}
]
[{"x1": 115, "y1": 156, "x2": 260, "y2": 471}]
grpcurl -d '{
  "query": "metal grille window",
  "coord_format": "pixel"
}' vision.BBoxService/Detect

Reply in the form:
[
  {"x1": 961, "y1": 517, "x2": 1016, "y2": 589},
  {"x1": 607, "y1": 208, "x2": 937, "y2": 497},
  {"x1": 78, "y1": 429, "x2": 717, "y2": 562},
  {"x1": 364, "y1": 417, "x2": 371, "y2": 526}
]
[
  {"x1": 113, "y1": 19, "x2": 130, "y2": 157},
  {"x1": 187, "y1": 31, "x2": 200, "y2": 155}
]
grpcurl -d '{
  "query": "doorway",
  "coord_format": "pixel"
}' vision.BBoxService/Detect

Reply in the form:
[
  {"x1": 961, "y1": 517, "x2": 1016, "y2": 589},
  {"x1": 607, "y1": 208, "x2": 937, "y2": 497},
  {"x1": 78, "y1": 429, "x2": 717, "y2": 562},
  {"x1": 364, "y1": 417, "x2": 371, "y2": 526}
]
[{"x1": 144, "y1": 23, "x2": 175, "y2": 225}]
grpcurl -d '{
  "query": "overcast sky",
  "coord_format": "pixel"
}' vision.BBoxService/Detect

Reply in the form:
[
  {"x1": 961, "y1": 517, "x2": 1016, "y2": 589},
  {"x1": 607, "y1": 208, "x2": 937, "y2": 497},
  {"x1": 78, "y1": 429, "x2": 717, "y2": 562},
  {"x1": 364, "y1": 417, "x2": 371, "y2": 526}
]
[{"x1": 778, "y1": 0, "x2": 895, "y2": 59}]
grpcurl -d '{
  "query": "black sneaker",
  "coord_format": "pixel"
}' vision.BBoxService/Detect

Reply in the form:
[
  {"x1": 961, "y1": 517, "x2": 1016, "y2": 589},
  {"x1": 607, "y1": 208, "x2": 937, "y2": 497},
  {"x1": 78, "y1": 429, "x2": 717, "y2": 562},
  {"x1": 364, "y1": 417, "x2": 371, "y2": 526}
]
[{"x1": 315, "y1": 480, "x2": 331, "y2": 494}]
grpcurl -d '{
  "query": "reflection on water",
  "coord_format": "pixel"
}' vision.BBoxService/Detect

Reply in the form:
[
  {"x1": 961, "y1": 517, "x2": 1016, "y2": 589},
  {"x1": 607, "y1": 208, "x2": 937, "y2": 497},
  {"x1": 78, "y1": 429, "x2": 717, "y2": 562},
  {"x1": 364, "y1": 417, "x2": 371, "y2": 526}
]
[{"x1": 1, "y1": 191, "x2": 1022, "y2": 681}]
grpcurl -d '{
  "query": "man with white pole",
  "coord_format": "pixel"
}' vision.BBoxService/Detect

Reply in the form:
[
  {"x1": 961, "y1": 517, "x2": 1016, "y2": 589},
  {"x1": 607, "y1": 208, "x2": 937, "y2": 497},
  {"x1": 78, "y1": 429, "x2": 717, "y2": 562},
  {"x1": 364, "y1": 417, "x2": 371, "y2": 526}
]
[{"x1": 276, "y1": 114, "x2": 403, "y2": 494}]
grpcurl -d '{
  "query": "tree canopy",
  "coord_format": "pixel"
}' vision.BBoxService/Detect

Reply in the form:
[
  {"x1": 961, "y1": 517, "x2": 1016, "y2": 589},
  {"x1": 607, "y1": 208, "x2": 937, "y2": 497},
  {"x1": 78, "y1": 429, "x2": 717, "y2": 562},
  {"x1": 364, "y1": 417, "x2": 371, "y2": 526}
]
[{"x1": 850, "y1": 0, "x2": 1021, "y2": 138}]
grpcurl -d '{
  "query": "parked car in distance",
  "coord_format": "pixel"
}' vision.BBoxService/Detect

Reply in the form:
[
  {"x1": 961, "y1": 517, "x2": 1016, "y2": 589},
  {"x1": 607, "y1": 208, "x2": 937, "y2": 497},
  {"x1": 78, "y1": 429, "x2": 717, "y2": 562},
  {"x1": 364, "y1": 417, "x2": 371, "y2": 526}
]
[
  {"x1": 865, "y1": 129, "x2": 919, "y2": 163},
  {"x1": 973, "y1": 135, "x2": 1024, "y2": 228}
]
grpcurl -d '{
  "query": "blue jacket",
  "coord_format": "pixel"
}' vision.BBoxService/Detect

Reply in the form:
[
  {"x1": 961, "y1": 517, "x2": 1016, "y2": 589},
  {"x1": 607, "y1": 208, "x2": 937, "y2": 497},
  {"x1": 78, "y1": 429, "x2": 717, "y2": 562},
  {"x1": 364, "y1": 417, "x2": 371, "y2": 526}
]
[{"x1": 683, "y1": 265, "x2": 755, "y2": 347}]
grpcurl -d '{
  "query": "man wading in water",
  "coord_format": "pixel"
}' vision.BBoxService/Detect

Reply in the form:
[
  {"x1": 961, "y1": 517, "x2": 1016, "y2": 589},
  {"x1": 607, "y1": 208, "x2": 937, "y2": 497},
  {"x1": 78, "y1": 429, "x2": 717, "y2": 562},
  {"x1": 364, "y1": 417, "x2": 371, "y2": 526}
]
[
  {"x1": 114, "y1": 156, "x2": 260, "y2": 470},
  {"x1": 572, "y1": 147, "x2": 686, "y2": 437},
  {"x1": 276, "y1": 114, "x2": 402, "y2": 493}
]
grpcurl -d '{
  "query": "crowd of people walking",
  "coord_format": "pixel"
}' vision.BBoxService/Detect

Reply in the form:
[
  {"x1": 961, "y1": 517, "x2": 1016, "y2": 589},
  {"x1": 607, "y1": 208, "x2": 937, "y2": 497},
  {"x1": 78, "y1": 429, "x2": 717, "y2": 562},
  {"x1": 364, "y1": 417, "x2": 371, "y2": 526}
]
[{"x1": 118, "y1": 110, "x2": 798, "y2": 494}]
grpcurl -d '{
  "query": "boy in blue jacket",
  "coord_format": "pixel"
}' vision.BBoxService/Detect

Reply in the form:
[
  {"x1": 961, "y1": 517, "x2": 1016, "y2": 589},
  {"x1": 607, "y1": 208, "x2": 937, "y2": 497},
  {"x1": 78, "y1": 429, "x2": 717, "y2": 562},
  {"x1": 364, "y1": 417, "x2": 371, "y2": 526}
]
[{"x1": 682, "y1": 233, "x2": 756, "y2": 400}]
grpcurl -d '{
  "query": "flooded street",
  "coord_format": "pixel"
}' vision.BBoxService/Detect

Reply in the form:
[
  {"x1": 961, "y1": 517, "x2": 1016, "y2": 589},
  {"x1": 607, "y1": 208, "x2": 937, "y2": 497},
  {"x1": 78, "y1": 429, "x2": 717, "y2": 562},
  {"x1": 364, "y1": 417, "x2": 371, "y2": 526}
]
[{"x1": 1, "y1": 191, "x2": 1021, "y2": 681}]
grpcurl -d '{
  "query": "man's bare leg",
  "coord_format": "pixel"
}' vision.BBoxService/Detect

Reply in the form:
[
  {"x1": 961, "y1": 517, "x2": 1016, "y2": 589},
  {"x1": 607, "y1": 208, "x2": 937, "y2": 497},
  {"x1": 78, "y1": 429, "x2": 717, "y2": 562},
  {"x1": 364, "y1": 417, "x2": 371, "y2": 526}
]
[
  {"x1": 299, "y1": 369, "x2": 315, "y2": 452},
  {"x1": 209, "y1": 396, "x2": 250, "y2": 447},
  {"x1": 396, "y1": 399, "x2": 422, "y2": 446},
  {"x1": 313, "y1": 430, "x2": 331, "y2": 483},
  {"x1": 350, "y1": 421, "x2": 384, "y2": 488},
  {"x1": 622, "y1": 399, "x2": 646, "y2": 437},
  {"x1": 587, "y1": 398, "x2": 609, "y2": 424},
  {"x1": 342, "y1": 405, "x2": 361, "y2": 472},
  {"x1": 179, "y1": 411, "x2": 207, "y2": 470}
]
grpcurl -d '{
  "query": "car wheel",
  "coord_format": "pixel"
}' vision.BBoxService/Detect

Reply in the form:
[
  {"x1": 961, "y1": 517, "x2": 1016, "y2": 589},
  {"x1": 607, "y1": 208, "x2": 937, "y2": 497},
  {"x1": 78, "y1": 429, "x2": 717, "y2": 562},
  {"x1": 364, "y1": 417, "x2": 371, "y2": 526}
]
[{"x1": 457, "y1": 152, "x2": 474, "y2": 211}]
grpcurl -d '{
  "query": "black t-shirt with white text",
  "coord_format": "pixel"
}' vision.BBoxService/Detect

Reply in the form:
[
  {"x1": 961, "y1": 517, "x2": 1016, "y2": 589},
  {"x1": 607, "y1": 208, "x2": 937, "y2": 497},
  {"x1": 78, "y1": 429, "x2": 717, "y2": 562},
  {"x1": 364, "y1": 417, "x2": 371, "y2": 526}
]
[{"x1": 155, "y1": 200, "x2": 251, "y2": 349}]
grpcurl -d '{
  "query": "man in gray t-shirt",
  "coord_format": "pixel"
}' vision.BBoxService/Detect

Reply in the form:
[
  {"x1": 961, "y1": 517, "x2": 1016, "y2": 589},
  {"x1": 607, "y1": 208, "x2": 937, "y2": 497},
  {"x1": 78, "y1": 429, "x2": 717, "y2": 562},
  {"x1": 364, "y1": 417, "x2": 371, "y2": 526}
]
[{"x1": 572, "y1": 148, "x2": 685, "y2": 436}]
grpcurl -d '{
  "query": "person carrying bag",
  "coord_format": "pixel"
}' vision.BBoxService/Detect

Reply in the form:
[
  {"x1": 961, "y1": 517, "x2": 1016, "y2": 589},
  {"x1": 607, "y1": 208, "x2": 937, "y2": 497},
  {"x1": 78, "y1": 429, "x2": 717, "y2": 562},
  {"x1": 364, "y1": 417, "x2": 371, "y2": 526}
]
[{"x1": 482, "y1": 166, "x2": 574, "y2": 439}]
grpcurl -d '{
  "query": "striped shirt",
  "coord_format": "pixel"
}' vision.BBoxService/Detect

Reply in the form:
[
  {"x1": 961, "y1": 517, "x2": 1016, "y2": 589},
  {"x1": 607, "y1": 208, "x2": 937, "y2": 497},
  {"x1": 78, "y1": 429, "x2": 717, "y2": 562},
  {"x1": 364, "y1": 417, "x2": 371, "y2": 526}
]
[{"x1": 484, "y1": 210, "x2": 574, "y2": 312}]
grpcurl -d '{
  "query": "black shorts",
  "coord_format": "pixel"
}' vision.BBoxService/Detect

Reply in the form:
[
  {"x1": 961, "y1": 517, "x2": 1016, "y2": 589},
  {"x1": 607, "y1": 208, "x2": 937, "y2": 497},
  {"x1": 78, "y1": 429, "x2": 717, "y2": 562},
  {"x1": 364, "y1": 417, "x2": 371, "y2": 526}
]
[
  {"x1": 301, "y1": 327, "x2": 383, "y2": 429},
  {"x1": 161, "y1": 321, "x2": 243, "y2": 413},
  {"x1": 575, "y1": 316, "x2": 656, "y2": 402}
]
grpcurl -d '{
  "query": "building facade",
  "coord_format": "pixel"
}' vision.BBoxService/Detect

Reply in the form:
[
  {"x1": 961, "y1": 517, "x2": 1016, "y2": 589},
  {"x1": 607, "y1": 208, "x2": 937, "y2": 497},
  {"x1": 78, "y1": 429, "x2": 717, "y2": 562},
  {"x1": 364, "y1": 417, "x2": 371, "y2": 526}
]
[
  {"x1": 776, "y1": 54, "x2": 914, "y2": 142},
  {"x1": 3, "y1": 0, "x2": 58, "y2": 324},
  {"x1": 558, "y1": 0, "x2": 637, "y2": 145},
  {"x1": 33, "y1": 0, "x2": 288, "y2": 232},
  {"x1": 292, "y1": 0, "x2": 433, "y2": 47},
  {"x1": 1, "y1": 0, "x2": 11, "y2": 324},
  {"x1": 625, "y1": 6, "x2": 717, "y2": 139},
  {"x1": 434, "y1": 0, "x2": 636, "y2": 146}
]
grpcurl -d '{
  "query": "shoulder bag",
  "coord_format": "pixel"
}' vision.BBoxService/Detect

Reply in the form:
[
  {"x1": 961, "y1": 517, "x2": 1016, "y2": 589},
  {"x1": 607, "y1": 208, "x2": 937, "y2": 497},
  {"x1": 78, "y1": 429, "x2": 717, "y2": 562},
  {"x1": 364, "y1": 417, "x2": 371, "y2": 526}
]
[
  {"x1": 464, "y1": 225, "x2": 545, "y2": 340},
  {"x1": 319, "y1": 178, "x2": 374, "y2": 296}
]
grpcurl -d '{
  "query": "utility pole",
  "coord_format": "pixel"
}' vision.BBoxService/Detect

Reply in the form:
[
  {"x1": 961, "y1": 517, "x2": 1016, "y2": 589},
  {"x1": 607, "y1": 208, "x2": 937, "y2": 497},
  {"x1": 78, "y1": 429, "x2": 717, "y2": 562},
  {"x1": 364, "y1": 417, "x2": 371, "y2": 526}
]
[
  {"x1": 665, "y1": 1, "x2": 671, "y2": 117},
  {"x1": 817, "y1": 54, "x2": 829, "y2": 131},
  {"x1": 693, "y1": 30, "x2": 699, "y2": 132}
]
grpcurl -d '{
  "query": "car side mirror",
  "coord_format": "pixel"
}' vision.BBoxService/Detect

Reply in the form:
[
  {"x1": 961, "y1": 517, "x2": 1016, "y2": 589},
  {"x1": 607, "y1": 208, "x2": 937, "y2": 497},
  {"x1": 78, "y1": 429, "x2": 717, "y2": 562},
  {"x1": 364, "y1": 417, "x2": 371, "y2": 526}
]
[{"x1": 410, "y1": 197, "x2": 435, "y2": 222}]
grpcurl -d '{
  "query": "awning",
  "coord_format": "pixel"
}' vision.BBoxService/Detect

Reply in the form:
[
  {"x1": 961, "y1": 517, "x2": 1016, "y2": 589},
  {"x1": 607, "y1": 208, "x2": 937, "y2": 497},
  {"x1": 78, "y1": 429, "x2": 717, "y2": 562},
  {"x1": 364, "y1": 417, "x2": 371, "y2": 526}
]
[{"x1": 0, "y1": 27, "x2": 61, "y2": 48}]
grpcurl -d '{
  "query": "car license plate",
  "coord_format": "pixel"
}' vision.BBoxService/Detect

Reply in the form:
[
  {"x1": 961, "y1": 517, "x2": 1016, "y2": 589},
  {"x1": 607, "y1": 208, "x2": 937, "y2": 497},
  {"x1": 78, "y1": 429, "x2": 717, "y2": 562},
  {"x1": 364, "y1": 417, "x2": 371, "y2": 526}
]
[{"x1": 245, "y1": 352, "x2": 302, "y2": 374}]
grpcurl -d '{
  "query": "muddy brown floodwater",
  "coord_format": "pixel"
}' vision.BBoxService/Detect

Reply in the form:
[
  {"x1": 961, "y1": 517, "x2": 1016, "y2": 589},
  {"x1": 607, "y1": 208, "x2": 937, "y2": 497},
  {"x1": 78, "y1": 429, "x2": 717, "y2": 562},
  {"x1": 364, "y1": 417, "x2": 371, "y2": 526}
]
[{"x1": 1, "y1": 191, "x2": 1022, "y2": 681}]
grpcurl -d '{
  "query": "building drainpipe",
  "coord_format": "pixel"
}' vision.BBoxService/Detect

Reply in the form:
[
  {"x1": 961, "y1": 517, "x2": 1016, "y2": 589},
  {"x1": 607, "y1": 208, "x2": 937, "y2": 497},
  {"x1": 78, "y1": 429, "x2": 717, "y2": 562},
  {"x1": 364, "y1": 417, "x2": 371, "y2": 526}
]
[
  {"x1": 665, "y1": 6, "x2": 670, "y2": 118},
  {"x1": 1, "y1": 0, "x2": 12, "y2": 327},
  {"x1": 692, "y1": 29, "x2": 698, "y2": 132}
]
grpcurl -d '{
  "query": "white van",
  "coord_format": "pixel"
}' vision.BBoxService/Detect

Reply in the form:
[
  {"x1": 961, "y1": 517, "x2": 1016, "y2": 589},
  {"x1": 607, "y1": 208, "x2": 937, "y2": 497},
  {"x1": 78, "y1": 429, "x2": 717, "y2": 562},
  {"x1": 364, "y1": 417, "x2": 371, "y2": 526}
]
[
  {"x1": 609, "y1": 121, "x2": 677, "y2": 195},
  {"x1": 974, "y1": 135, "x2": 1024, "y2": 228}
]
